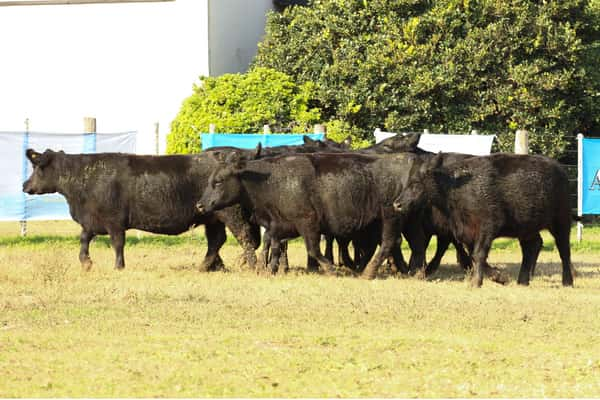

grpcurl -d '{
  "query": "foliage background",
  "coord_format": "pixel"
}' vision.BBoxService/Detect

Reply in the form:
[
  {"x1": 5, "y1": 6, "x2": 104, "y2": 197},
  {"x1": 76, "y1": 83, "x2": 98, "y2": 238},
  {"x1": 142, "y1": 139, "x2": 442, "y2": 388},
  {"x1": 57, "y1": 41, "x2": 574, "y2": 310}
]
[{"x1": 254, "y1": 0, "x2": 600, "y2": 158}]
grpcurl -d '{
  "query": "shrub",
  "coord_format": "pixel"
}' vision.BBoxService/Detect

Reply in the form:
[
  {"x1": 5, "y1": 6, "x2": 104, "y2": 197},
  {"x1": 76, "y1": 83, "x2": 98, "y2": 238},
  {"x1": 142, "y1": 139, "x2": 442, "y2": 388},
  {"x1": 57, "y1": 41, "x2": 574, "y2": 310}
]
[{"x1": 167, "y1": 67, "x2": 321, "y2": 154}]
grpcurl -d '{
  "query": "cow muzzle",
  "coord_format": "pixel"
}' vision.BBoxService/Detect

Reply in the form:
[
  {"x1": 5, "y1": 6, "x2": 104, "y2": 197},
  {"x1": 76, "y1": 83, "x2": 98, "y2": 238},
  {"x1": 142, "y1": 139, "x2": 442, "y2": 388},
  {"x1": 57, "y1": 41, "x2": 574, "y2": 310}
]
[
  {"x1": 22, "y1": 181, "x2": 36, "y2": 195},
  {"x1": 196, "y1": 201, "x2": 207, "y2": 214},
  {"x1": 392, "y1": 199, "x2": 402, "y2": 212}
]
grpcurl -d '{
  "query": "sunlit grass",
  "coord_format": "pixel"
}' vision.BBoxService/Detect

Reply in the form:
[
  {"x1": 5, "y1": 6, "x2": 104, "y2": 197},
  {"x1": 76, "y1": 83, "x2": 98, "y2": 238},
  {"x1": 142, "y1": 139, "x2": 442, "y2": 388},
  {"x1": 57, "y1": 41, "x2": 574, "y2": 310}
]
[{"x1": 1, "y1": 221, "x2": 600, "y2": 397}]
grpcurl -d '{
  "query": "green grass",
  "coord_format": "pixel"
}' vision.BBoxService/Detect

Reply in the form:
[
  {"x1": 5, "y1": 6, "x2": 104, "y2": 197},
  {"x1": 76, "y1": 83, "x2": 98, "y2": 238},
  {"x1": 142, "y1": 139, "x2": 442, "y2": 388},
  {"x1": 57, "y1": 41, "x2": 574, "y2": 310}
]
[{"x1": 1, "y1": 221, "x2": 600, "y2": 397}]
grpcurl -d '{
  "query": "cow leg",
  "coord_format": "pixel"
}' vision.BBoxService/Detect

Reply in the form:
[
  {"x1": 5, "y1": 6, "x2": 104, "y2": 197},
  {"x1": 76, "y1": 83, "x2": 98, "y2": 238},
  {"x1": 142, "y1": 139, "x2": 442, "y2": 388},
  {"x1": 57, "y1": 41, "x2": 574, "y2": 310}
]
[
  {"x1": 526, "y1": 232, "x2": 543, "y2": 278},
  {"x1": 306, "y1": 255, "x2": 319, "y2": 273},
  {"x1": 108, "y1": 229, "x2": 126, "y2": 270},
  {"x1": 301, "y1": 230, "x2": 336, "y2": 275},
  {"x1": 455, "y1": 240, "x2": 473, "y2": 270},
  {"x1": 201, "y1": 221, "x2": 227, "y2": 271},
  {"x1": 424, "y1": 233, "x2": 444, "y2": 276},
  {"x1": 258, "y1": 231, "x2": 271, "y2": 271},
  {"x1": 356, "y1": 239, "x2": 378, "y2": 273},
  {"x1": 324, "y1": 235, "x2": 335, "y2": 264},
  {"x1": 336, "y1": 238, "x2": 355, "y2": 270},
  {"x1": 517, "y1": 234, "x2": 543, "y2": 286},
  {"x1": 390, "y1": 243, "x2": 409, "y2": 274},
  {"x1": 550, "y1": 225, "x2": 574, "y2": 287},
  {"x1": 471, "y1": 238, "x2": 492, "y2": 287},
  {"x1": 269, "y1": 238, "x2": 282, "y2": 275},
  {"x1": 361, "y1": 221, "x2": 399, "y2": 280},
  {"x1": 279, "y1": 240, "x2": 289, "y2": 274},
  {"x1": 215, "y1": 209, "x2": 259, "y2": 270},
  {"x1": 404, "y1": 224, "x2": 427, "y2": 278},
  {"x1": 79, "y1": 229, "x2": 95, "y2": 271},
  {"x1": 389, "y1": 236, "x2": 409, "y2": 274}
]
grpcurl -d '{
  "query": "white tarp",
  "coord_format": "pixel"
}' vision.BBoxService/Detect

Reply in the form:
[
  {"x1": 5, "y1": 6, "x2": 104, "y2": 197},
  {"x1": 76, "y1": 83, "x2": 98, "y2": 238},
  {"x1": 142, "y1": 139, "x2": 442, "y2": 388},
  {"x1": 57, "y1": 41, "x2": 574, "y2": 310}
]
[
  {"x1": 0, "y1": 131, "x2": 136, "y2": 221},
  {"x1": 374, "y1": 129, "x2": 495, "y2": 156}
]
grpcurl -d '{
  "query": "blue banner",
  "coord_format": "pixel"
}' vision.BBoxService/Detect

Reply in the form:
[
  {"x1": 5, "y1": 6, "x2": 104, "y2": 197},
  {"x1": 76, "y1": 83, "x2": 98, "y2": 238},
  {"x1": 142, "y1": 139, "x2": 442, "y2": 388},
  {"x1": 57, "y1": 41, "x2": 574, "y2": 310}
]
[
  {"x1": 201, "y1": 133, "x2": 325, "y2": 150},
  {"x1": 582, "y1": 137, "x2": 600, "y2": 215}
]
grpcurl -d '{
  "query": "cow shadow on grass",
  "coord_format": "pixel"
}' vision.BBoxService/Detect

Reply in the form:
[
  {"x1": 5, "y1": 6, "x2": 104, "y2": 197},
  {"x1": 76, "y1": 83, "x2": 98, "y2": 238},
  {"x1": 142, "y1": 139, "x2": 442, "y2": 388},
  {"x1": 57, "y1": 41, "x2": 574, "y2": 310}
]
[{"x1": 424, "y1": 261, "x2": 600, "y2": 284}]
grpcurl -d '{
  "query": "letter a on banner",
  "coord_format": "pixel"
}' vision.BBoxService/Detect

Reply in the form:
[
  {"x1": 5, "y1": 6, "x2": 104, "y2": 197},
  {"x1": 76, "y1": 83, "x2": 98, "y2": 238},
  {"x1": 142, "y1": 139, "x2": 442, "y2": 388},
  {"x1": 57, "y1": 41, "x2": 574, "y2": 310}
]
[
  {"x1": 580, "y1": 136, "x2": 600, "y2": 215},
  {"x1": 590, "y1": 170, "x2": 600, "y2": 191}
]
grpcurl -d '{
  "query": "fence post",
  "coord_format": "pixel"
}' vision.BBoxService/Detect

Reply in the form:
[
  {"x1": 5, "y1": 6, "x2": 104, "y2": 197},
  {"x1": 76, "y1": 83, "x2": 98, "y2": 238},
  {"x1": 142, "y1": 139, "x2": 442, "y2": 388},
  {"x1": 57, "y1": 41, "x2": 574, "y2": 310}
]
[
  {"x1": 154, "y1": 122, "x2": 160, "y2": 155},
  {"x1": 20, "y1": 118, "x2": 30, "y2": 237},
  {"x1": 314, "y1": 124, "x2": 326, "y2": 138},
  {"x1": 209, "y1": 123, "x2": 216, "y2": 134},
  {"x1": 83, "y1": 117, "x2": 96, "y2": 134},
  {"x1": 263, "y1": 124, "x2": 271, "y2": 134},
  {"x1": 514, "y1": 129, "x2": 529, "y2": 154},
  {"x1": 423, "y1": 129, "x2": 430, "y2": 134},
  {"x1": 470, "y1": 129, "x2": 479, "y2": 135}
]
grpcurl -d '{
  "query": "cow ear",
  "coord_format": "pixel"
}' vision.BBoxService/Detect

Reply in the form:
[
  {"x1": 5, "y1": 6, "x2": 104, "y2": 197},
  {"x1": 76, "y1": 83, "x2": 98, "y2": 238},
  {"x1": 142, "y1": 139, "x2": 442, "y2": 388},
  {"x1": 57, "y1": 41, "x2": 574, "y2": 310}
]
[
  {"x1": 225, "y1": 151, "x2": 247, "y2": 173},
  {"x1": 407, "y1": 133, "x2": 421, "y2": 149},
  {"x1": 253, "y1": 143, "x2": 262, "y2": 160},
  {"x1": 430, "y1": 152, "x2": 444, "y2": 169},
  {"x1": 208, "y1": 150, "x2": 228, "y2": 163},
  {"x1": 26, "y1": 149, "x2": 42, "y2": 164}
]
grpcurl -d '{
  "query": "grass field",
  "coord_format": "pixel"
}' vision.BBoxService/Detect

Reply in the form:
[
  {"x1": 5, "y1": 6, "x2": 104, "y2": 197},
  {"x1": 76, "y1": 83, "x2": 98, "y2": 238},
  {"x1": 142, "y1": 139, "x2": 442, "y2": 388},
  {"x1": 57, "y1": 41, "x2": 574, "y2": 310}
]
[{"x1": 1, "y1": 220, "x2": 600, "y2": 397}]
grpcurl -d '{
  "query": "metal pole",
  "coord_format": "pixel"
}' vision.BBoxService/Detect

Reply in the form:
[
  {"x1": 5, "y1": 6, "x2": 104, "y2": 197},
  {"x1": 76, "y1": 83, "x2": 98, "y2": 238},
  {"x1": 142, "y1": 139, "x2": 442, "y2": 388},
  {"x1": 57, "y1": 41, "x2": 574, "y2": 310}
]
[
  {"x1": 577, "y1": 133, "x2": 584, "y2": 243},
  {"x1": 20, "y1": 118, "x2": 29, "y2": 237}
]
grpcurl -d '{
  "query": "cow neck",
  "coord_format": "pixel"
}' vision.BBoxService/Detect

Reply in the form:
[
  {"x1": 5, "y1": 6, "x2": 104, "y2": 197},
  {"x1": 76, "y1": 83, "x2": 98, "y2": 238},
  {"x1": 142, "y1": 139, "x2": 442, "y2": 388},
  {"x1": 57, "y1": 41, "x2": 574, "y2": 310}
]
[
  {"x1": 426, "y1": 170, "x2": 451, "y2": 217},
  {"x1": 55, "y1": 153, "x2": 94, "y2": 200}
]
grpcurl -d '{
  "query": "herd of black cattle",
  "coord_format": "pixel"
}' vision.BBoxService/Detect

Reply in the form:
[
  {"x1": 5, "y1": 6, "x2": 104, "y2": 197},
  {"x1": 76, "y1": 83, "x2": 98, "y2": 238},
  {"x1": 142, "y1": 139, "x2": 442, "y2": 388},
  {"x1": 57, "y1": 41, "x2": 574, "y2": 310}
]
[{"x1": 22, "y1": 134, "x2": 575, "y2": 287}]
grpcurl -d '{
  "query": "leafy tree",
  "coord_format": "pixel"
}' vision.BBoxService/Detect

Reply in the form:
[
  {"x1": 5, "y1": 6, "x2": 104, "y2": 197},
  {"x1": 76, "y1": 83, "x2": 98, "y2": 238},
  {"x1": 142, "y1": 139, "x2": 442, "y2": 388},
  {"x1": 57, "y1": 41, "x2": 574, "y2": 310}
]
[
  {"x1": 255, "y1": 0, "x2": 600, "y2": 158},
  {"x1": 167, "y1": 67, "x2": 321, "y2": 154}
]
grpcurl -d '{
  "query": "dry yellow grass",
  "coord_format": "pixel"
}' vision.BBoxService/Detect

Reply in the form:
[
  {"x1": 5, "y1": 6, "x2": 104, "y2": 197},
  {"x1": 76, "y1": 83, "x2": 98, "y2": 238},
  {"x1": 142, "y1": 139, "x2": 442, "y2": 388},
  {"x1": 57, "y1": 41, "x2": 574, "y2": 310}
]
[{"x1": 1, "y1": 221, "x2": 600, "y2": 397}]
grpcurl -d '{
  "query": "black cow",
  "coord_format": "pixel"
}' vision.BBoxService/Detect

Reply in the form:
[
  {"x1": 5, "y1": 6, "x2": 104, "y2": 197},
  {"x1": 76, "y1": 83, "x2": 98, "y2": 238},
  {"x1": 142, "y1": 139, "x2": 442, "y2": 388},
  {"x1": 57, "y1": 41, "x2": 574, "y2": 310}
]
[
  {"x1": 196, "y1": 150, "x2": 426, "y2": 278},
  {"x1": 22, "y1": 149, "x2": 260, "y2": 271},
  {"x1": 392, "y1": 152, "x2": 575, "y2": 287}
]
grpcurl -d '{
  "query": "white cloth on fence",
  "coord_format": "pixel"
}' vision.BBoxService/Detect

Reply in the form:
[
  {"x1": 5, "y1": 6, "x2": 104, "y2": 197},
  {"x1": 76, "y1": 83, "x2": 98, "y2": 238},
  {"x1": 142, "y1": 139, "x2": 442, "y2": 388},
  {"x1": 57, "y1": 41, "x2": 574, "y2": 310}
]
[{"x1": 374, "y1": 129, "x2": 495, "y2": 156}]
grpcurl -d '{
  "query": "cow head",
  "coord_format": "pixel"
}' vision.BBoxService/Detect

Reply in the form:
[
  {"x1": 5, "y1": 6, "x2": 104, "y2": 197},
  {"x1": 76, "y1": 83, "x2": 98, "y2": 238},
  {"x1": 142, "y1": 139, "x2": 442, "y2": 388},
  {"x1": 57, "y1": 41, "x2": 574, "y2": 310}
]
[
  {"x1": 22, "y1": 149, "x2": 62, "y2": 195},
  {"x1": 196, "y1": 149, "x2": 253, "y2": 214},
  {"x1": 393, "y1": 152, "x2": 443, "y2": 216},
  {"x1": 376, "y1": 133, "x2": 421, "y2": 153}
]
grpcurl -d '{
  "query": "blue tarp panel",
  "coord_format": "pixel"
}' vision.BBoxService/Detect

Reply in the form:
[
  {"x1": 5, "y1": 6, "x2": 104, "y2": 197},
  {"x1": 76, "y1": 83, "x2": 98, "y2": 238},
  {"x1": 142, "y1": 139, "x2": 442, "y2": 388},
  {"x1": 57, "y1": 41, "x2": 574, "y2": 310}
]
[
  {"x1": 201, "y1": 133, "x2": 325, "y2": 150},
  {"x1": 582, "y1": 137, "x2": 600, "y2": 215}
]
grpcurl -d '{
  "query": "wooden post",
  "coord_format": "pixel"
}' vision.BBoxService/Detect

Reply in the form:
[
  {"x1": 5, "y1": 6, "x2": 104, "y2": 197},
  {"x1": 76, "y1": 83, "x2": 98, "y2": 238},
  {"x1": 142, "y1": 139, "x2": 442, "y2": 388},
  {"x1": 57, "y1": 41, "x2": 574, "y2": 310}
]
[
  {"x1": 209, "y1": 123, "x2": 216, "y2": 134},
  {"x1": 423, "y1": 129, "x2": 430, "y2": 134},
  {"x1": 83, "y1": 117, "x2": 96, "y2": 134},
  {"x1": 515, "y1": 129, "x2": 529, "y2": 154},
  {"x1": 154, "y1": 122, "x2": 160, "y2": 155},
  {"x1": 263, "y1": 124, "x2": 271, "y2": 134},
  {"x1": 313, "y1": 124, "x2": 326, "y2": 138},
  {"x1": 470, "y1": 129, "x2": 479, "y2": 135}
]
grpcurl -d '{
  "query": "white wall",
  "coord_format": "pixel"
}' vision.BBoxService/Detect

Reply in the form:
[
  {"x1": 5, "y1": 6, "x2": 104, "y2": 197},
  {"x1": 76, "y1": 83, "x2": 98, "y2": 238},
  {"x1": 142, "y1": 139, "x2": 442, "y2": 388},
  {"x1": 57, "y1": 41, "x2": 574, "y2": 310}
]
[
  {"x1": 208, "y1": 0, "x2": 273, "y2": 76},
  {"x1": 0, "y1": 0, "x2": 209, "y2": 154},
  {"x1": 0, "y1": 0, "x2": 275, "y2": 154}
]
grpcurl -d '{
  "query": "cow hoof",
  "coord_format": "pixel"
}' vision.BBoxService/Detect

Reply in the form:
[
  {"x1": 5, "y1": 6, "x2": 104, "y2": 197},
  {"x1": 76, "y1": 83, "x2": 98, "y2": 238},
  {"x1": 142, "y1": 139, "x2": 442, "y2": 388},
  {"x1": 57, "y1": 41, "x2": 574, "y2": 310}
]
[
  {"x1": 360, "y1": 271, "x2": 376, "y2": 280},
  {"x1": 470, "y1": 279, "x2": 483, "y2": 288},
  {"x1": 81, "y1": 259, "x2": 93, "y2": 271}
]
